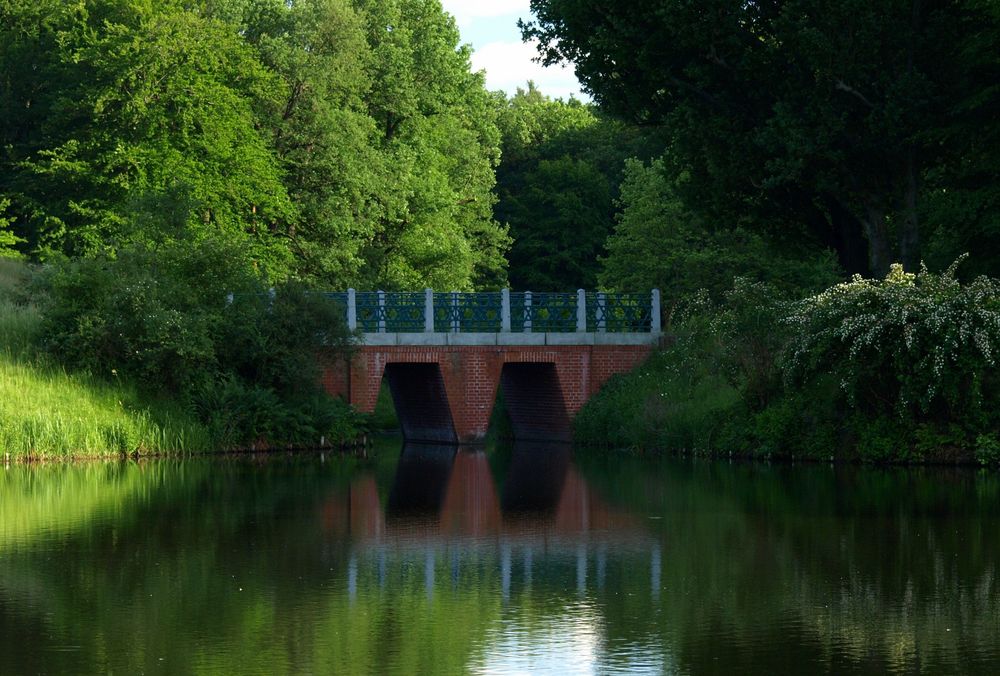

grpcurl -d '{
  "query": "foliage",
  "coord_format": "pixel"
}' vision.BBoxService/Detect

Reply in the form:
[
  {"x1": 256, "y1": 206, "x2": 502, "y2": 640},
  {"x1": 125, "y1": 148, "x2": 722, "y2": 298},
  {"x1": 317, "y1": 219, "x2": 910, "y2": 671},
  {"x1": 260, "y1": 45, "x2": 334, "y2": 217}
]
[
  {"x1": 784, "y1": 259, "x2": 1000, "y2": 422},
  {"x1": 0, "y1": 258, "x2": 211, "y2": 457},
  {"x1": 575, "y1": 292, "x2": 744, "y2": 452},
  {"x1": 0, "y1": 0, "x2": 508, "y2": 289},
  {"x1": 523, "y1": 0, "x2": 1000, "y2": 277},
  {"x1": 36, "y1": 236, "x2": 362, "y2": 448},
  {"x1": 579, "y1": 263, "x2": 1000, "y2": 463},
  {"x1": 495, "y1": 84, "x2": 662, "y2": 290},
  {"x1": 0, "y1": 199, "x2": 24, "y2": 257},
  {"x1": 600, "y1": 158, "x2": 841, "y2": 305},
  {"x1": 0, "y1": 0, "x2": 294, "y2": 273},
  {"x1": 975, "y1": 433, "x2": 1000, "y2": 466}
]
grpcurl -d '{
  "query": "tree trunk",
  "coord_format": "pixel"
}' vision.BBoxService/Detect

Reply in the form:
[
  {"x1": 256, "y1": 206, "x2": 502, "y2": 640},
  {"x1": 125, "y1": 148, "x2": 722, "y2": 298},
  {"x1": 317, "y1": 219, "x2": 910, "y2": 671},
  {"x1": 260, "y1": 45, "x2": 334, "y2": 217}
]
[
  {"x1": 860, "y1": 200, "x2": 891, "y2": 277},
  {"x1": 899, "y1": 148, "x2": 920, "y2": 271},
  {"x1": 827, "y1": 198, "x2": 869, "y2": 276}
]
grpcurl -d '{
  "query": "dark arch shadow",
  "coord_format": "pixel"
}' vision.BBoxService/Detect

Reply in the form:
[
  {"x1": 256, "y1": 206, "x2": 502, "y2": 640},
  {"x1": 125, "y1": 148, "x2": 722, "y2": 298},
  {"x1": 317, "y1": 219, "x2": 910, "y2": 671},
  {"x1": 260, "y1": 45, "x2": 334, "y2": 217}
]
[
  {"x1": 501, "y1": 442, "x2": 572, "y2": 516},
  {"x1": 499, "y1": 362, "x2": 572, "y2": 442},
  {"x1": 386, "y1": 443, "x2": 458, "y2": 518},
  {"x1": 383, "y1": 363, "x2": 457, "y2": 443}
]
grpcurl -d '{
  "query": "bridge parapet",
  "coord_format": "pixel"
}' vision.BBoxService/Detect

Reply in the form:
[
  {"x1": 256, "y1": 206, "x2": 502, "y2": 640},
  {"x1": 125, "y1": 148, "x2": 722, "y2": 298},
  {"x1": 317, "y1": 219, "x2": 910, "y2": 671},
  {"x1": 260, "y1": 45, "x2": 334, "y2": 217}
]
[{"x1": 323, "y1": 288, "x2": 661, "y2": 342}]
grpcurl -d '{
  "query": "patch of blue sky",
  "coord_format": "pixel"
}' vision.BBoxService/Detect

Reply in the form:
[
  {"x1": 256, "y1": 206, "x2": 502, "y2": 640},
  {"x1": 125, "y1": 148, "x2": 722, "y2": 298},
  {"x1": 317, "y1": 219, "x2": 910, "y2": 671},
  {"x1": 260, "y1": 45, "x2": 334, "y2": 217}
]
[{"x1": 439, "y1": 0, "x2": 588, "y2": 101}]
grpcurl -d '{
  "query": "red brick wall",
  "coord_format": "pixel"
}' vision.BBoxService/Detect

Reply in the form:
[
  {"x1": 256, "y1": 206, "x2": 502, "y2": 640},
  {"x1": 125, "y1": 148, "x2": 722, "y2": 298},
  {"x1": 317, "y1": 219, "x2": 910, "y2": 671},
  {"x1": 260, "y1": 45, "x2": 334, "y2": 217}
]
[{"x1": 321, "y1": 344, "x2": 653, "y2": 443}]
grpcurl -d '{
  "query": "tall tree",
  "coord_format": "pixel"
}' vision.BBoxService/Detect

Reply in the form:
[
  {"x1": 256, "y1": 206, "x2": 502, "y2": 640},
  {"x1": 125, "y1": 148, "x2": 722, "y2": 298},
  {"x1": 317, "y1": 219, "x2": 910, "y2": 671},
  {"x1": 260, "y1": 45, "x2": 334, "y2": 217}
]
[
  {"x1": 352, "y1": 0, "x2": 509, "y2": 290},
  {"x1": 523, "y1": 0, "x2": 992, "y2": 276},
  {"x1": 1, "y1": 0, "x2": 510, "y2": 289},
  {"x1": 495, "y1": 84, "x2": 661, "y2": 289},
  {"x1": 0, "y1": 0, "x2": 295, "y2": 274},
  {"x1": 600, "y1": 158, "x2": 839, "y2": 306}
]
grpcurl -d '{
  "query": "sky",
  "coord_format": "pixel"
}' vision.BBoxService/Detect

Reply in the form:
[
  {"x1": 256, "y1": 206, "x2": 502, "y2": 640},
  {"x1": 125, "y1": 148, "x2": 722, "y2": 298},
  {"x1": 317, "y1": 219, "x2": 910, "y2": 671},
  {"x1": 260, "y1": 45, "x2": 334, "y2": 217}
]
[{"x1": 438, "y1": 0, "x2": 588, "y2": 101}]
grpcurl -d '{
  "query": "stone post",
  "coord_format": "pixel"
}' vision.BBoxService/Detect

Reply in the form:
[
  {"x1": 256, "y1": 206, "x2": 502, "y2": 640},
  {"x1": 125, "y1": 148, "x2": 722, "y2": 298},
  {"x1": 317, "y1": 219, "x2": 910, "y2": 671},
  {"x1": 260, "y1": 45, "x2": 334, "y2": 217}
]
[
  {"x1": 347, "y1": 288, "x2": 357, "y2": 331},
  {"x1": 377, "y1": 290, "x2": 386, "y2": 333},
  {"x1": 576, "y1": 289, "x2": 587, "y2": 332},
  {"x1": 651, "y1": 288, "x2": 662, "y2": 335}
]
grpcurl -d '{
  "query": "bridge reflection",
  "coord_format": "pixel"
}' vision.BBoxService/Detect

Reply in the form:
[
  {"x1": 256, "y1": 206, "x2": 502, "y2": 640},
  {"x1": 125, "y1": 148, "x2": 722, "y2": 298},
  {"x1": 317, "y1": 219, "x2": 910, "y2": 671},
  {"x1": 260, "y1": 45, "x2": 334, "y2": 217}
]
[{"x1": 320, "y1": 443, "x2": 661, "y2": 601}]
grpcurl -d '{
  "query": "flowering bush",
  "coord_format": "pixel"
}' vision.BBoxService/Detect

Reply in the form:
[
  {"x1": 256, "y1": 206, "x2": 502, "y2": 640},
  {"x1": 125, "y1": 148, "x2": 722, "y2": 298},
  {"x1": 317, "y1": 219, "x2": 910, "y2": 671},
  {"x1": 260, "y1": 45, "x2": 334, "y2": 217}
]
[{"x1": 783, "y1": 257, "x2": 1000, "y2": 423}]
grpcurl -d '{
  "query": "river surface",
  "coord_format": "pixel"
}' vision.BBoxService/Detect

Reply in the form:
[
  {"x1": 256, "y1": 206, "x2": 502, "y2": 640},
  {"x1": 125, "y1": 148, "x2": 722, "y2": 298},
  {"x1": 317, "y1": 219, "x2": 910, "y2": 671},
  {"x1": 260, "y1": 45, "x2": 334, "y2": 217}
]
[{"x1": 1, "y1": 440, "x2": 999, "y2": 675}]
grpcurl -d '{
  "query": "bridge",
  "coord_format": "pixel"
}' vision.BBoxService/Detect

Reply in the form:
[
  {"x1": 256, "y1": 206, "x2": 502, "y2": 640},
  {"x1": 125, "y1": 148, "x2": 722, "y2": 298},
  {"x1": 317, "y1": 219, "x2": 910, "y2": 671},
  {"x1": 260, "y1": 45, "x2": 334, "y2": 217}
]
[{"x1": 321, "y1": 289, "x2": 661, "y2": 443}]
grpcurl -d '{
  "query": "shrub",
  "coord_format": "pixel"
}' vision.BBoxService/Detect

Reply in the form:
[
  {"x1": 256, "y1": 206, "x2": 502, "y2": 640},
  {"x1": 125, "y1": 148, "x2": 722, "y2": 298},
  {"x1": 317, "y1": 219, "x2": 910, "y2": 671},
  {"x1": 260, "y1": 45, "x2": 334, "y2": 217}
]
[
  {"x1": 36, "y1": 236, "x2": 362, "y2": 448},
  {"x1": 783, "y1": 258, "x2": 1000, "y2": 424}
]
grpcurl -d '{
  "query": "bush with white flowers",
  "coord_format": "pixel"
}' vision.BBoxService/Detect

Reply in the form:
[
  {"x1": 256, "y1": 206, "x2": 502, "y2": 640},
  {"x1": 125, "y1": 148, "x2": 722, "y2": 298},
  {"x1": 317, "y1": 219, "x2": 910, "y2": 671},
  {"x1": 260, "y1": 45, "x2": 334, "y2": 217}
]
[{"x1": 783, "y1": 257, "x2": 1000, "y2": 421}]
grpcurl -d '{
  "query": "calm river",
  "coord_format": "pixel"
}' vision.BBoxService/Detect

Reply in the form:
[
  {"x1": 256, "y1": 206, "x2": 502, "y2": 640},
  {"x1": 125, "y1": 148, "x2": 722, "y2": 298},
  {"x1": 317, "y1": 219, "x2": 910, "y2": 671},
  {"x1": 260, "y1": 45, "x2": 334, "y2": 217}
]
[{"x1": 1, "y1": 440, "x2": 999, "y2": 675}]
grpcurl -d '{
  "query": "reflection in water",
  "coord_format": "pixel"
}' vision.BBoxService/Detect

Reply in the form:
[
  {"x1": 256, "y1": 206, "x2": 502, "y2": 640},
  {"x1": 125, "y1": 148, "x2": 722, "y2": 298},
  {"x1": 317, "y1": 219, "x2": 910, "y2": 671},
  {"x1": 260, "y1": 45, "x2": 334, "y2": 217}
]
[{"x1": 1, "y1": 443, "x2": 1000, "y2": 674}]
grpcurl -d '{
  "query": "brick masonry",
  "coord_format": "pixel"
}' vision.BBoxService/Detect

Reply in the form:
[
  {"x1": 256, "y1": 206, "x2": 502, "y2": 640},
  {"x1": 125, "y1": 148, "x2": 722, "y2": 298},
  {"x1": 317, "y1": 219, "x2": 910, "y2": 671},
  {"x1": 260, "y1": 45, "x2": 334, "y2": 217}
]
[{"x1": 321, "y1": 344, "x2": 653, "y2": 443}]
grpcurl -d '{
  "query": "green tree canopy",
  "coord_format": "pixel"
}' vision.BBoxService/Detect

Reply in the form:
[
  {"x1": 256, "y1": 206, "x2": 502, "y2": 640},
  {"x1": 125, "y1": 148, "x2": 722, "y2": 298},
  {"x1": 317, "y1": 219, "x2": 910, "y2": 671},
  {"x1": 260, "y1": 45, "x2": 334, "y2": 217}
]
[
  {"x1": 495, "y1": 84, "x2": 661, "y2": 290},
  {"x1": 523, "y1": 0, "x2": 999, "y2": 277},
  {"x1": 0, "y1": 0, "x2": 294, "y2": 276},
  {"x1": 0, "y1": 0, "x2": 509, "y2": 289}
]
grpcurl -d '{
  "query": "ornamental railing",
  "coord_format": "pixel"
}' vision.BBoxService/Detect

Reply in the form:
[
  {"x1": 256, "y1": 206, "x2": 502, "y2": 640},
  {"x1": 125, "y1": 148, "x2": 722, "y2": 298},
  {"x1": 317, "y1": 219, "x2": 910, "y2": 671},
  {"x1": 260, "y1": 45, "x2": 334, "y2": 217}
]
[{"x1": 328, "y1": 289, "x2": 661, "y2": 334}]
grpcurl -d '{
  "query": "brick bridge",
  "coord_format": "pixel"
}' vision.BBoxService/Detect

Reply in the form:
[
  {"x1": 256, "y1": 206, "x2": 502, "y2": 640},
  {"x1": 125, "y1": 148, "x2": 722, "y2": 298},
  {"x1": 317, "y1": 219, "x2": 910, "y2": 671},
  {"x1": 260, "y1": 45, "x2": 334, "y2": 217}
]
[{"x1": 322, "y1": 289, "x2": 661, "y2": 443}]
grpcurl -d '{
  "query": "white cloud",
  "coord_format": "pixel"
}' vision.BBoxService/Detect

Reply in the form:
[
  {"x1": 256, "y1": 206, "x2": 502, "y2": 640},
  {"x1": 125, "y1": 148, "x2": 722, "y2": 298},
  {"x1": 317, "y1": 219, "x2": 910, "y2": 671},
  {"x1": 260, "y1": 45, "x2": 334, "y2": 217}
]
[
  {"x1": 471, "y1": 39, "x2": 585, "y2": 100},
  {"x1": 439, "y1": 0, "x2": 530, "y2": 28}
]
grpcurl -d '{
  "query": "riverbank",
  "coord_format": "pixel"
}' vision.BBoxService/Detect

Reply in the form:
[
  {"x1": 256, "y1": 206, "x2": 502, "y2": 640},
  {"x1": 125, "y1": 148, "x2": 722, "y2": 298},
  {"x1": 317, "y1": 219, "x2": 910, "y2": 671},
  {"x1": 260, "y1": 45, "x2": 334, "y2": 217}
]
[
  {"x1": 575, "y1": 268, "x2": 1000, "y2": 466},
  {"x1": 0, "y1": 258, "x2": 366, "y2": 459},
  {"x1": 0, "y1": 259, "x2": 213, "y2": 458}
]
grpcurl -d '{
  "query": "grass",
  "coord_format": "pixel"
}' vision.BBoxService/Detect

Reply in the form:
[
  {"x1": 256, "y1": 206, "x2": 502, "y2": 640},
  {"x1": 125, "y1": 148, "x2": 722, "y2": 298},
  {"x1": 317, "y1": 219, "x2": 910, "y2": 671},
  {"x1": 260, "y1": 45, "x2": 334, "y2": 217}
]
[{"x1": 0, "y1": 258, "x2": 212, "y2": 459}]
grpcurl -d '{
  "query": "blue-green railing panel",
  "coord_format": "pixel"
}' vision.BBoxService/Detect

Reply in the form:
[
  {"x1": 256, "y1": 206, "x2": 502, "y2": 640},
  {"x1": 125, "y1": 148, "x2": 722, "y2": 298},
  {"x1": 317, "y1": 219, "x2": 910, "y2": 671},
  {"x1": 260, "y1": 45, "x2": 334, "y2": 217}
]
[
  {"x1": 355, "y1": 292, "x2": 426, "y2": 332},
  {"x1": 510, "y1": 292, "x2": 578, "y2": 332},
  {"x1": 586, "y1": 292, "x2": 653, "y2": 332},
  {"x1": 433, "y1": 292, "x2": 502, "y2": 332}
]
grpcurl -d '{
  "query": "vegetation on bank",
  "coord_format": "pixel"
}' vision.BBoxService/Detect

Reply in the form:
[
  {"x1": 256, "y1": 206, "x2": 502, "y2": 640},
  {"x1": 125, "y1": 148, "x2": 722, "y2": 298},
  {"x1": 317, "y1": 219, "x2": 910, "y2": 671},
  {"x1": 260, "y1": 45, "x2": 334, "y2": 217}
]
[
  {"x1": 577, "y1": 261, "x2": 1000, "y2": 465},
  {"x1": 3, "y1": 1, "x2": 1000, "y2": 463},
  {"x1": 0, "y1": 254, "x2": 364, "y2": 459},
  {"x1": 0, "y1": 259, "x2": 211, "y2": 457}
]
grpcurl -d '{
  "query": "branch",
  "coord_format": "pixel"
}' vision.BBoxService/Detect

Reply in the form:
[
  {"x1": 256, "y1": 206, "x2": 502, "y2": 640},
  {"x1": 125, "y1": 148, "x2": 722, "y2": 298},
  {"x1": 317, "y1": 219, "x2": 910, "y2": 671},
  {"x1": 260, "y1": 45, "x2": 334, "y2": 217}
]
[{"x1": 834, "y1": 78, "x2": 876, "y2": 108}]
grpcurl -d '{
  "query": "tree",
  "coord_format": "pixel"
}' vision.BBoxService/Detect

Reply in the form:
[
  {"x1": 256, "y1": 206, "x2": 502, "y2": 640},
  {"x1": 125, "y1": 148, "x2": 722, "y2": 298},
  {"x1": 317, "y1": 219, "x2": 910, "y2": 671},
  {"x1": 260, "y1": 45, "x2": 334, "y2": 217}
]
[
  {"x1": 0, "y1": 198, "x2": 24, "y2": 257},
  {"x1": 600, "y1": 158, "x2": 839, "y2": 306},
  {"x1": 523, "y1": 0, "x2": 994, "y2": 276},
  {"x1": 1, "y1": 0, "x2": 510, "y2": 290},
  {"x1": 351, "y1": 0, "x2": 510, "y2": 290},
  {"x1": 0, "y1": 0, "x2": 295, "y2": 276},
  {"x1": 495, "y1": 84, "x2": 661, "y2": 289}
]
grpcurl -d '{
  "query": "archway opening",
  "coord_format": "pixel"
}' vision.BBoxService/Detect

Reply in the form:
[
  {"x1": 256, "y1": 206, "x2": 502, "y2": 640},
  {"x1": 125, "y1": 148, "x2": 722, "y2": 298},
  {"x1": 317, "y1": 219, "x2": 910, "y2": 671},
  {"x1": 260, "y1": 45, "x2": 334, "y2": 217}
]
[
  {"x1": 498, "y1": 362, "x2": 571, "y2": 442},
  {"x1": 382, "y1": 362, "x2": 457, "y2": 443}
]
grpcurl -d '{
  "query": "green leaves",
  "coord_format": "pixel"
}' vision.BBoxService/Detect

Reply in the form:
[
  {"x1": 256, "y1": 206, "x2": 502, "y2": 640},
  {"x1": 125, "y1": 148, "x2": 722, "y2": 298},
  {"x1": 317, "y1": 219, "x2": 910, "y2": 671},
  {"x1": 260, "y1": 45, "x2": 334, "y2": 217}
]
[
  {"x1": 524, "y1": 0, "x2": 1000, "y2": 277},
  {"x1": 495, "y1": 85, "x2": 659, "y2": 290},
  {"x1": 785, "y1": 259, "x2": 1000, "y2": 419},
  {"x1": 1, "y1": 0, "x2": 508, "y2": 289},
  {"x1": 0, "y1": 199, "x2": 25, "y2": 257}
]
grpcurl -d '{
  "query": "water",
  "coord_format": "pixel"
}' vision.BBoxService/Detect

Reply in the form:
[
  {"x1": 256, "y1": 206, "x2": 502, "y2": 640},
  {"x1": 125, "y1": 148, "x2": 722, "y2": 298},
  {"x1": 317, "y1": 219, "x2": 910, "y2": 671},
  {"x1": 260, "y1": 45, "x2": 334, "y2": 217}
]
[{"x1": 1, "y1": 441, "x2": 999, "y2": 675}]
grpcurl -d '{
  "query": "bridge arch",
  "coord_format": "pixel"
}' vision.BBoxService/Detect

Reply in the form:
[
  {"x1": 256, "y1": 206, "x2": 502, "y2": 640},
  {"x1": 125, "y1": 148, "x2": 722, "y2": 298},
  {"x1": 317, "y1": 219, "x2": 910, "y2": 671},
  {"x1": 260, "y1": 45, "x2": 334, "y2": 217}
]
[{"x1": 499, "y1": 363, "x2": 571, "y2": 442}]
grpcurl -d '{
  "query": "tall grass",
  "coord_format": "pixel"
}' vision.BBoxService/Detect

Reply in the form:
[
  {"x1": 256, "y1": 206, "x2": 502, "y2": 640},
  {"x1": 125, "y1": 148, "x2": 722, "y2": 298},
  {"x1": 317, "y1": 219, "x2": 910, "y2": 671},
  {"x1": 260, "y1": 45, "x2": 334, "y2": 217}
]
[{"x1": 0, "y1": 258, "x2": 212, "y2": 458}]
